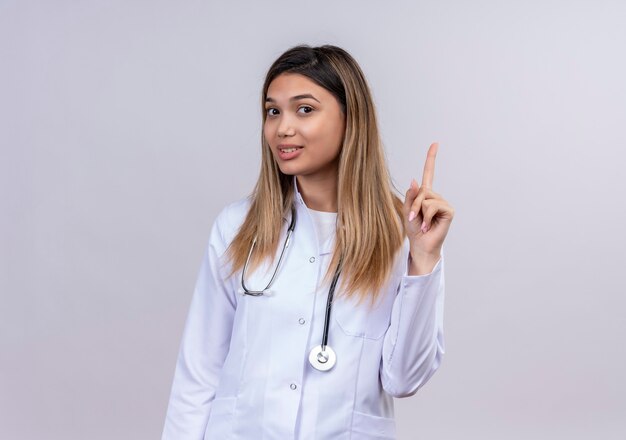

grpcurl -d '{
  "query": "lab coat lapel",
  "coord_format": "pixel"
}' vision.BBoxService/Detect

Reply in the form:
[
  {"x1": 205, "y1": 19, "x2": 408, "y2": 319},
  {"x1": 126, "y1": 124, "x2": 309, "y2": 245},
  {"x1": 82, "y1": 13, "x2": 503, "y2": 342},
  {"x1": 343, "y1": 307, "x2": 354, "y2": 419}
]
[{"x1": 291, "y1": 176, "x2": 335, "y2": 256}]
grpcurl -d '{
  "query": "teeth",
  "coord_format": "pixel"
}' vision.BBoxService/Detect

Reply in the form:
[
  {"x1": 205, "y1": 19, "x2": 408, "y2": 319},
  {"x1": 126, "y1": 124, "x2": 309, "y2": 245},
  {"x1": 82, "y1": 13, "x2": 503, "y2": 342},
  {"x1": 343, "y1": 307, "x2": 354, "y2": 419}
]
[{"x1": 281, "y1": 147, "x2": 299, "y2": 153}]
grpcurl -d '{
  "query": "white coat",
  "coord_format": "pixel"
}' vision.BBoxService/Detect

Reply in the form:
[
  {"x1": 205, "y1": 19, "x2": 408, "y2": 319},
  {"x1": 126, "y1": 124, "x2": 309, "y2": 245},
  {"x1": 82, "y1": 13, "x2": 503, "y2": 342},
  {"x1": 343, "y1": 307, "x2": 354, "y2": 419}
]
[{"x1": 162, "y1": 181, "x2": 446, "y2": 439}]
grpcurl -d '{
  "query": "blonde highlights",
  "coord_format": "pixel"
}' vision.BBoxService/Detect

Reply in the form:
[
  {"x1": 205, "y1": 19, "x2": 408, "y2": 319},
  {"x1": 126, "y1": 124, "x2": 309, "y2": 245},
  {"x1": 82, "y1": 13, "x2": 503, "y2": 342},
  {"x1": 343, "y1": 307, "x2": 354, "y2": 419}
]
[{"x1": 226, "y1": 45, "x2": 405, "y2": 307}]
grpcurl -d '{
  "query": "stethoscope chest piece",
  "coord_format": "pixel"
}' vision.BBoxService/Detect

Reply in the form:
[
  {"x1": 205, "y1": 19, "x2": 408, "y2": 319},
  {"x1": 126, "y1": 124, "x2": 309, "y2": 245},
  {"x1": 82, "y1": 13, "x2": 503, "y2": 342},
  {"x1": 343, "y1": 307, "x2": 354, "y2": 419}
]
[{"x1": 309, "y1": 345, "x2": 336, "y2": 371}]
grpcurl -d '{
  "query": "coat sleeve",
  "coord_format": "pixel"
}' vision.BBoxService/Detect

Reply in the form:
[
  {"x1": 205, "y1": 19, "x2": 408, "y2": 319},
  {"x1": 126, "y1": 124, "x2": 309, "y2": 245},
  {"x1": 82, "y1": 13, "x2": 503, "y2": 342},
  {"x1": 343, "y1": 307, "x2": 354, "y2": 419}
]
[
  {"x1": 162, "y1": 207, "x2": 238, "y2": 439},
  {"x1": 380, "y1": 249, "x2": 445, "y2": 398}
]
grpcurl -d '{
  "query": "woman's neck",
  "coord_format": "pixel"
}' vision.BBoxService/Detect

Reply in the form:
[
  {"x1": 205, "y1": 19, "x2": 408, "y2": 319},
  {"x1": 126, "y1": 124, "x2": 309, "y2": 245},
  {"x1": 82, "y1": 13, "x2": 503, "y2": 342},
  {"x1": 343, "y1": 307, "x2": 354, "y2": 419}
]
[{"x1": 296, "y1": 174, "x2": 338, "y2": 213}]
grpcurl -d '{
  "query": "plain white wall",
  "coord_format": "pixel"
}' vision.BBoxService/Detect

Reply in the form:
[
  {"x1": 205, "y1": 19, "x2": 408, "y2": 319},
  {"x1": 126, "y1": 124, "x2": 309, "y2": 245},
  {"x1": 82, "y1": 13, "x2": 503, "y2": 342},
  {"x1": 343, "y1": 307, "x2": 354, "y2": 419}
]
[{"x1": 1, "y1": 0, "x2": 625, "y2": 439}]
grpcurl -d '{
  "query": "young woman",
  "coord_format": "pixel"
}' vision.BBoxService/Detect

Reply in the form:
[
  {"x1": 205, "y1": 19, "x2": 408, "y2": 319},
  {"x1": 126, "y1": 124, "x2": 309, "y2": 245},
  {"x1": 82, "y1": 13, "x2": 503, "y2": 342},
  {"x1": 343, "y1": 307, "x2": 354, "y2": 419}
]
[{"x1": 162, "y1": 44, "x2": 454, "y2": 440}]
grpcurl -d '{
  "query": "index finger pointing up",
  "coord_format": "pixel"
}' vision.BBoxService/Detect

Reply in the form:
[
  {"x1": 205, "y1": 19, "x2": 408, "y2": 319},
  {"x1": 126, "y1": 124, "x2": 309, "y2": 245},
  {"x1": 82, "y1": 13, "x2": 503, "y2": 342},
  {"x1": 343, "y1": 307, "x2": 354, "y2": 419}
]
[{"x1": 421, "y1": 142, "x2": 439, "y2": 189}]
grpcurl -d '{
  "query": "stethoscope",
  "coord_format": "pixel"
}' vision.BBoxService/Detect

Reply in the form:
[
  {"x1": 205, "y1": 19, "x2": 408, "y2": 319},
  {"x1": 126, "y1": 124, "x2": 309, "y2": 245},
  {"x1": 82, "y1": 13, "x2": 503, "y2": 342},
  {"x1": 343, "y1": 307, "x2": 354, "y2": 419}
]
[{"x1": 240, "y1": 206, "x2": 342, "y2": 372}]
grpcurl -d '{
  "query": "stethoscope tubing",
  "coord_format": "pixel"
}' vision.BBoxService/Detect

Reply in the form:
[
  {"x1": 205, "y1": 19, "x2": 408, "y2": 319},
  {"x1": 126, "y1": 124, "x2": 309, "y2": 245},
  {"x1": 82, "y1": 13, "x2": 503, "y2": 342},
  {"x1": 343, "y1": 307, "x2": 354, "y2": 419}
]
[
  {"x1": 321, "y1": 258, "x2": 342, "y2": 350},
  {"x1": 240, "y1": 204, "x2": 342, "y2": 371},
  {"x1": 240, "y1": 206, "x2": 297, "y2": 296}
]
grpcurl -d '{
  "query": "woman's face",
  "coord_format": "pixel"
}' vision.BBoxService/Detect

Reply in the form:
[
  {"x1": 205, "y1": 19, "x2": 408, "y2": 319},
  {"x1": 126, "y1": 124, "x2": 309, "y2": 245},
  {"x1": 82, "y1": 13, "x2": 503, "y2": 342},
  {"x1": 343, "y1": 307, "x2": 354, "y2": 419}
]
[{"x1": 264, "y1": 73, "x2": 346, "y2": 180}]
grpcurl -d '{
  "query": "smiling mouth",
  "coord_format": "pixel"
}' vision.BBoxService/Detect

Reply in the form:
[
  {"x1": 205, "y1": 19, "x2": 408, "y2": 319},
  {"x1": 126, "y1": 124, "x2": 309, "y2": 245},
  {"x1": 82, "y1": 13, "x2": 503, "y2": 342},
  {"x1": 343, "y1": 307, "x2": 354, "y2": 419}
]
[{"x1": 279, "y1": 147, "x2": 303, "y2": 153}]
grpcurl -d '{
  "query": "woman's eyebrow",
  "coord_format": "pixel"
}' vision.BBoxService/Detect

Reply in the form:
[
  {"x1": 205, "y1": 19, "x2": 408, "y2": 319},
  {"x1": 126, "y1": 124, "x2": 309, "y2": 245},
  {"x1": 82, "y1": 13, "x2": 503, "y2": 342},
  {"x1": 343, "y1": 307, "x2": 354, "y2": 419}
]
[{"x1": 265, "y1": 94, "x2": 321, "y2": 103}]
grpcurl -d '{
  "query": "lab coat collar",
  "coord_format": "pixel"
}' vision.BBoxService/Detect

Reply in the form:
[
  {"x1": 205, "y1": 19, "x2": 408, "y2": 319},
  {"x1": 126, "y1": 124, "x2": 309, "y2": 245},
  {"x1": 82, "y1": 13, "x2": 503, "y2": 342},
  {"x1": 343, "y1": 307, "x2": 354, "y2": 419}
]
[
  {"x1": 280, "y1": 176, "x2": 306, "y2": 222},
  {"x1": 280, "y1": 176, "x2": 304, "y2": 221},
  {"x1": 286, "y1": 175, "x2": 335, "y2": 256},
  {"x1": 293, "y1": 175, "x2": 306, "y2": 206}
]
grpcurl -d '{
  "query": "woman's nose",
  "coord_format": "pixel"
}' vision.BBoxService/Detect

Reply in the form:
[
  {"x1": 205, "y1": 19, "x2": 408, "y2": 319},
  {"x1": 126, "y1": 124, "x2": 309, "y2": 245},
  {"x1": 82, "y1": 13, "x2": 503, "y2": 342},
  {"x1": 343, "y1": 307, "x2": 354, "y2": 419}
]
[{"x1": 277, "y1": 115, "x2": 296, "y2": 137}]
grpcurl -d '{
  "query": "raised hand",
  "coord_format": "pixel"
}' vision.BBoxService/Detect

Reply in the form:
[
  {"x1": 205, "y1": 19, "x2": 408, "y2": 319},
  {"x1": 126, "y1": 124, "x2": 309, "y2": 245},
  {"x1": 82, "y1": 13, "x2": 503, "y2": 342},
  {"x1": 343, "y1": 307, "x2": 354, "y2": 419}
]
[{"x1": 403, "y1": 142, "x2": 455, "y2": 275}]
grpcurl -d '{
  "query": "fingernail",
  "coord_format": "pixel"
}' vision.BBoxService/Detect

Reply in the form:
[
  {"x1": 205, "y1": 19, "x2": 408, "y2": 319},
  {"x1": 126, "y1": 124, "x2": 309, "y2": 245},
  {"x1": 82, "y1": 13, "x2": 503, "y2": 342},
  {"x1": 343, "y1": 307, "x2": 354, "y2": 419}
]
[
  {"x1": 408, "y1": 211, "x2": 416, "y2": 222},
  {"x1": 421, "y1": 221, "x2": 427, "y2": 232}
]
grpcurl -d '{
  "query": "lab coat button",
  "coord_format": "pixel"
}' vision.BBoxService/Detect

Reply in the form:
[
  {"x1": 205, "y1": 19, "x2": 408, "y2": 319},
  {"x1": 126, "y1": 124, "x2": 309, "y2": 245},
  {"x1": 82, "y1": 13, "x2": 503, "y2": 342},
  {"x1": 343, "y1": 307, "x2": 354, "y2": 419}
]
[
  {"x1": 290, "y1": 383, "x2": 297, "y2": 390},
  {"x1": 309, "y1": 256, "x2": 316, "y2": 263},
  {"x1": 299, "y1": 318, "x2": 306, "y2": 325}
]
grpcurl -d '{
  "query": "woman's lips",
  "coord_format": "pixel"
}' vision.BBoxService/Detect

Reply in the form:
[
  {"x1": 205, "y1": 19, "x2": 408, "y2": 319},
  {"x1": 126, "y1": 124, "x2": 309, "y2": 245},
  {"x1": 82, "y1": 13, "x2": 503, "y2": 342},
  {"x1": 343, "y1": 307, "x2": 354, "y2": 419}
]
[{"x1": 277, "y1": 146, "x2": 303, "y2": 160}]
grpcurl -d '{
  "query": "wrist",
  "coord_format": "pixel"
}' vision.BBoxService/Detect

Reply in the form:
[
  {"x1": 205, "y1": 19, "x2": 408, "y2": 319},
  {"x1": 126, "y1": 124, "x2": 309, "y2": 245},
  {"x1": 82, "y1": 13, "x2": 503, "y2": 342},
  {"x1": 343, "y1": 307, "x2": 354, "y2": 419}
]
[{"x1": 408, "y1": 249, "x2": 441, "y2": 276}]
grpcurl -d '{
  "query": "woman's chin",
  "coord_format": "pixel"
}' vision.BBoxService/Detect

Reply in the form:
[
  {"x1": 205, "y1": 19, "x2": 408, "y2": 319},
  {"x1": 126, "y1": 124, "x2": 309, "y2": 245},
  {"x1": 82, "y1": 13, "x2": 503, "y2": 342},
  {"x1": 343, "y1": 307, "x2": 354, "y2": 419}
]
[{"x1": 277, "y1": 163, "x2": 303, "y2": 176}]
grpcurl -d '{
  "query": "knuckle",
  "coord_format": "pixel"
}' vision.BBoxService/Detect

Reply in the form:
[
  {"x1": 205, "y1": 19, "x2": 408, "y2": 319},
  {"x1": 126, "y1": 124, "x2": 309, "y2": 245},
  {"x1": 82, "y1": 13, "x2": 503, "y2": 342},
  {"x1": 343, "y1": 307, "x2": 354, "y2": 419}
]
[{"x1": 423, "y1": 187, "x2": 438, "y2": 198}]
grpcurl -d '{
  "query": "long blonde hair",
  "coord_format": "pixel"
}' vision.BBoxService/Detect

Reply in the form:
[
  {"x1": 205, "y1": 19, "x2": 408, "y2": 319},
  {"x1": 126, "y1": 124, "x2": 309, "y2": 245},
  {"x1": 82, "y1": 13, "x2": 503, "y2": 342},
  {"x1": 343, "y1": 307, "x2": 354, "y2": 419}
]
[{"x1": 226, "y1": 45, "x2": 405, "y2": 307}]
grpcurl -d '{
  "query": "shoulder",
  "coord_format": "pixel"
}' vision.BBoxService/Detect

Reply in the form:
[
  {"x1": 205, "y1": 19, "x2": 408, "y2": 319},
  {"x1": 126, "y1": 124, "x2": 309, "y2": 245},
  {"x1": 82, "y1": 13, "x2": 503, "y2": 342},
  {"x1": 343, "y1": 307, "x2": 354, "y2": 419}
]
[{"x1": 212, "y1": 195, "x2": 253, "y2": 244}]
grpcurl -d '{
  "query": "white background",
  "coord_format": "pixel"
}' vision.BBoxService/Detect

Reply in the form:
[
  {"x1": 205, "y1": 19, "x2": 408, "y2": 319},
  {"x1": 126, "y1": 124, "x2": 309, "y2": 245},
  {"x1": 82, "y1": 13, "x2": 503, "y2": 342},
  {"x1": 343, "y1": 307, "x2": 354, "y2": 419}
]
[{"x1": 1, "y1": 0, "x2": 625, "y2": 438}]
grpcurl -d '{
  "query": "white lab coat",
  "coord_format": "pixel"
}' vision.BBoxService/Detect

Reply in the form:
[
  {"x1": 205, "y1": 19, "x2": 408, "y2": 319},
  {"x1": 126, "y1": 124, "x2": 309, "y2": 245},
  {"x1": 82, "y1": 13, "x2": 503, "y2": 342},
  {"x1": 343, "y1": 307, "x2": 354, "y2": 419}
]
[{"x1": 162, "y1": 181, "x2": 445, "y2": 440}]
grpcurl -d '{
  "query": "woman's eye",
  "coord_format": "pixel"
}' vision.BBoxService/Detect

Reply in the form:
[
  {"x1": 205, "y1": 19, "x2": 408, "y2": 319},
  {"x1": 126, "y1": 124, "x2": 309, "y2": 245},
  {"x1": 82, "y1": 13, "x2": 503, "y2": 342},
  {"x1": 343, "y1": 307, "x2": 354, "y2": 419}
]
[
  {"x1": 298, "y1": 106, "x2": 313, "y2": 114},
  {"x1": 266, "y1": 108, "x2": 279, "y2": 116}
]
